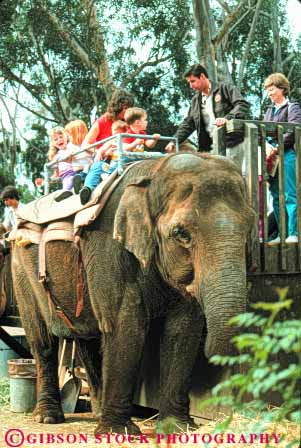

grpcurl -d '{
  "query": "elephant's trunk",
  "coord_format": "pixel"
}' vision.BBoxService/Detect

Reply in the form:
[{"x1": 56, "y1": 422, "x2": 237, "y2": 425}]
[
  {"x1": 201, "y1": 270, "x2": 246, "y2": 359},
  {"x1": 188, "y1": 232, "x2": 247, "y2": 359}
]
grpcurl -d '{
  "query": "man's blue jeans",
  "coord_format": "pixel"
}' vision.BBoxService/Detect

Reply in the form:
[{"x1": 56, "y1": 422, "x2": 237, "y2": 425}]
[{"x1": 269, "y1": 148, "x2": 297, "y2": 237}]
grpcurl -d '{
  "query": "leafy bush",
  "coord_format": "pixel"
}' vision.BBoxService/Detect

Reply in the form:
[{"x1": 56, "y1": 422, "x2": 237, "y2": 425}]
[
  {"x1": 199, "y1": 288, "x2": 301, "y2": 445},
  {"x1": 0, "y1": 378, "x2": 10, "y2": 407}
]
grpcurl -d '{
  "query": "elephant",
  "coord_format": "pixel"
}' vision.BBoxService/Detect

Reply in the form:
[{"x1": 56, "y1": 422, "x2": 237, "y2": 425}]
[{"x1": 11, "y1": 152, "x2": 254, "y2": 435}]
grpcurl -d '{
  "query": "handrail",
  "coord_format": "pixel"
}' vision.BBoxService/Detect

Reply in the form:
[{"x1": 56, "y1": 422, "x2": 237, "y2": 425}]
[
  {"x1": 213, "y1": 119, "x2": 301, "y2": 273},
  {"x1": 43, "y1": 134, "x2": 178, "y2": 194},
  {"x1": 228, "y1": 119, "x2": 301, "y2": 133}
]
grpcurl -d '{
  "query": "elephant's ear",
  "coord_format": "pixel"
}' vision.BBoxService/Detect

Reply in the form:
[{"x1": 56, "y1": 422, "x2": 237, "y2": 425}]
[{"x1": 113, "y1": 176, "x2": 155, "y2": 269}]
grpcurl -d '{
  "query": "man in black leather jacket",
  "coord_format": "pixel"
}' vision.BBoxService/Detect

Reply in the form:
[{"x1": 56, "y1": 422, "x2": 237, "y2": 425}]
[{"x1": 166, "y1": 64, "x2": 249, "y2": 162}]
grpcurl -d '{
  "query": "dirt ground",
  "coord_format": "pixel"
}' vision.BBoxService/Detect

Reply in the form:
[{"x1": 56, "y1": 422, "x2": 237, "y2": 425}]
[
  {"x1": 0, "y1": 404, "x2": 299, "y2": 448},
  {"x1": 0, "y1": 406, "x2": 156, "y2": 448}
]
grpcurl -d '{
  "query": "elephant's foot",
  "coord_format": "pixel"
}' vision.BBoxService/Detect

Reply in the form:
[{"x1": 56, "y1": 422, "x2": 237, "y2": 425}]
[
  {"x1": 95, "y1": 418, "x2": 141, "y2": 436},
  {"x1": 157, "y1": 416, "x2": 199, "y2": 433},
  {"x1": 33, "y1": 401, "x2": 65, "y2": 424}
]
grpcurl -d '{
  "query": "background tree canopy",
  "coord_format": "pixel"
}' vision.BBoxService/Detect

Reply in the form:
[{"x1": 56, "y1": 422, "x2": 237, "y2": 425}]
[{"x1": 0, "y1": 0, "x2": 300, "y2": 194}]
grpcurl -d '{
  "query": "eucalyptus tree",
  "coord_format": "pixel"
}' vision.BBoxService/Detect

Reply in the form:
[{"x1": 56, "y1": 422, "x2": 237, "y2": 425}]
[
  {"x1": 0, "y1": 0, "x2": 299, "y2": 184},
  {"x1": 191, "y1": 0, "x2": 298, "y2": 106},
  {"x1": 0, "y1": 0, "x2": 192, "y2": 180}
]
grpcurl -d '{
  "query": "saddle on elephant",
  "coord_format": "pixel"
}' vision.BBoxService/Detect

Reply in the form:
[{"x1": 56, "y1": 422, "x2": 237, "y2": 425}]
[
  {"x1": 8, "y1": 164, "x2": 138, "y2": 330},
  {"x1": 9, "y1": 162, "x2": 140, "y2": 247}
]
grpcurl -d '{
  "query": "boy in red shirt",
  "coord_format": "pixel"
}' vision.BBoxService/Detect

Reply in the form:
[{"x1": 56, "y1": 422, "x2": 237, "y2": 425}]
[
  {"x1": 122, "y1": 107, "x2": 160, "y2": 151},
  {"x1": 79, "y1": 108, "x2": 160, "y2": 205}
]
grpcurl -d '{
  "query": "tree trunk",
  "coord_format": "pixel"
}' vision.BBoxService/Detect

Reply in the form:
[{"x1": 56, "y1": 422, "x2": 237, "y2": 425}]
[
  {"x1": 237, "y1": 0, "x2": 264, "y2": 88},
  {"x1": 271, "y1": 7, "x2": 282, "y2": 72},
  {"x1": 192, "y1": 0, "x2": 217, "y2": 81}
]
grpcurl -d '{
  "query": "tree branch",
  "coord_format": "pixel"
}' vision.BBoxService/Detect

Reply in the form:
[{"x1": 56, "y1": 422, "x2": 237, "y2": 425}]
[
  {"x1": 0, "y1": 61, "x2": 60, "y2": 120},
  {"x1": 35, "y1": 0, "x2": 115, "y2": 99},
  {"x1": 0, "y1": 95, "x2": 17, "y2": 175},
  {"x1": 271, "y1": 7, "x2": 282, "y2": 71},
  {"x1": 237, "y1": 0, "x2": 264, "y2": 88},
  {"x1": 283, "y1": 53, "x2": 295, "y2": 66},
  {"x1": 216, "y1": 0, "x2": 231, "y2": 14},
  {"x1": 287, "y1": 61, "x2": 295, "y2": 81},
  {"x1": 121, "y1": 55, "x2": 172, "y2": 87},
  {"x1": 83, "y1": 0, "x2": 115, "y2": 95},
  {"x1": 28, "y1": 26, "x2": 72, "y2": 121},
  {"x1": 192, "y1": 0, "x2": 217, "y2": 81},
  {"x1": 228, "y1": 8, "x2": 252, "y2": 35},
  {"x1": 0, "y1": 90, "x2": 58, "y2": 123},
  {"x1": 213, "y1": 0, "x2": 249, "y2": 48}
]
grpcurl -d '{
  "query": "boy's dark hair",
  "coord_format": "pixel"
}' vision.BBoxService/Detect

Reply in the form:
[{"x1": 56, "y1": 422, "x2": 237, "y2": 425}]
[
  {"x1": 184, "y1": 64, "x2": 208, "y2": 79},
  {"x1": 107, "y1": 89, "x2": 135, "y2": 120},
  {"x1": 0, "y1": 186, "x2": 20, "y2": 201},
  {"x1": 124, "y1": 107, "x2": 146, "y2": 125}
]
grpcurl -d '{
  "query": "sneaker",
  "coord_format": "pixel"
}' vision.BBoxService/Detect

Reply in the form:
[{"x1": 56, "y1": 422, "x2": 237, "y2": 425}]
[
  {"x1": 79, "y1": 186, "x2": 91, "y2": 205},
  {"x1": 285, "y1": 235, "x2": 298, "y2": 243},
  {"x1": 73, "y1": 174, "x2": 82, "y2": 194},
  {"x1": 267, "y1": 236, "x2": 280, "y2": 246},
  {"x1": 54, "y1": 190, "x2": 73, "y2": 202}
]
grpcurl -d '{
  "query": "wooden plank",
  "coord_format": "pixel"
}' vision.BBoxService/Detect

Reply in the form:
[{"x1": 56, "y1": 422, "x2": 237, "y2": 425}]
[
  {"x1": 277, "y1": 125, "x2": 287, "y2": 271},
  {"x1": 227, "y1": 119, "x2": 300, "y2": 133},
  {"x1": 260, "y1": 125, "x2": 269, "y2": 271},
  {"x1": 212, "y1": 126, "x2": 226, "y2": 155},
  {"x1": 264, "y1": 246, "x2": 280, "y2": 272},
  {"x1": 0, "y1": 326, "x2": 32, "y2": 359},
  {"x1": 244, "y1": 123, "x2": 260, "y2": 271},
  {"x1": 295, "y1": 127, "x2": 301, "y2": 270}
]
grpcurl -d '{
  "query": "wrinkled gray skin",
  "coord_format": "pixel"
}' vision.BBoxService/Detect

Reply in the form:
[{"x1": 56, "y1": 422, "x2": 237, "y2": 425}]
[{"x1": 12, "y1": 153, "x2": 254, "y2": 435}]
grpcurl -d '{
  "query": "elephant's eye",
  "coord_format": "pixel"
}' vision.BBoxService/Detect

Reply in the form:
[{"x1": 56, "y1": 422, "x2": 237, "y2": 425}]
[{"x1": 170, "y1": 226, "x2": 192, "y2": 248}]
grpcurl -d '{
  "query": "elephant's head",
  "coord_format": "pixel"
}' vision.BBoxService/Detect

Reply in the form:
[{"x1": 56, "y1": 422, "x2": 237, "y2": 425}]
[{"x1": 114, "y1": 153, "x2": 255, "y2": 357}]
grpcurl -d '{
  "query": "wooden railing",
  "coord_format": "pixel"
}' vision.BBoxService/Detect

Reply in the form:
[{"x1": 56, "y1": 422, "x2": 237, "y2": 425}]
[{"x1": 212, "y1": 119, "x2": 301, "y2": 274}]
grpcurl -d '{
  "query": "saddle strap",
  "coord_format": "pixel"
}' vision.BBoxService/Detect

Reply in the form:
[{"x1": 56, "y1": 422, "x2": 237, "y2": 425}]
[
  {"x1": 75, "y1": 247, "x2": 84, "y2": 318},
  {"x1": 39, "y1": 227, "x2": 84, "y2": 330},
  {"x1": 38, "y1": 227, "x2": 48, "y2": 282},
  {"x1": 45, "y1": 286, "x2": 76, "y2": 332}
]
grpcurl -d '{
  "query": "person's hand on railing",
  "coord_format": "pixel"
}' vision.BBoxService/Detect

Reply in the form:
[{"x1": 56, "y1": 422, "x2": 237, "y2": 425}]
[
  {"x1": 104, "y1": 145, "x2": 117, "y2": 158},
  {"x1": 215, "y1": 117, "x2": 228, "y2": 127},
  {"x1": 145, "y1": 134, "x2": 161, "y2": 149},
  {"x1": 152, "y1": 133, "x2": 161, "y2": 140},
  {"x1": 134, "y1": 138, "x2": 145, "y2": 146},
  {"x1": 165, "y1": 142, "x2": 176, "y2": 153},
  {"x1": 94, "y1": 148, "x2": 105, "y2": 162},
  {"x1": 50, "y1": 167, "x2": 60, "y2": 179}
]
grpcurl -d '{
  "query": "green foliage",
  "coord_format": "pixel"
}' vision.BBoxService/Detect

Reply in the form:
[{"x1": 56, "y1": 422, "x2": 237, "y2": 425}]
[
  {"x1": 199, "y1": 289, "x2": 301, "y2": 438},
  {"x1": 0, "y1": 378, "x2": 10, "y2": 407},
  {"x1": 0, "y1": 0, "x2": 300, "y2": 184}
]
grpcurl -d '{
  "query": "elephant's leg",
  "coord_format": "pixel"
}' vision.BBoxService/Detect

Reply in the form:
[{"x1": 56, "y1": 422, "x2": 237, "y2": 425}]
[
  {"x1": 159, "y1": 298, "x2": 204, "y2": 429},
  {"x1": 76, "y1": 337, "x2": 102, "y2": 416},
  {"x1": 12, "y1": 245, "x2": 64, "y2": 423},
  {"x1": 95, "y1": 298, "x2": 149, "y2": 435},
  {"x1": 16, "y1": 312, "x2": 64, "y2": 423},
  {"x1": 32, "y1": 336, "x2": 65, "y2": 423}
]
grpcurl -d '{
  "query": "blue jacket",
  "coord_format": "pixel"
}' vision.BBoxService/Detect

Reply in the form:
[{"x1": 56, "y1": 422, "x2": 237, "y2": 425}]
[{"x1": 264, "y1": 101, "x2": 301, "y2": 150}]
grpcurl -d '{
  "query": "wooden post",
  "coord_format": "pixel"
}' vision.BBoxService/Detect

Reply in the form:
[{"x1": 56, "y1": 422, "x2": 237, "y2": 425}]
[
  {"x1": 260, "y1": 124, "x2": 268, "y2": 270},
  {"x1": 277, "y1": 126, "x2": 287, "y2": 271},
  {"x1": 212, "y1": 126, "x2": 226, "y2": 156},
  {"x1": 295, "y1": 127, "x2": 301, "y2": 270},
  {"x1": 244, "y1": 123, "x2": 260, "y2": 271}
]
